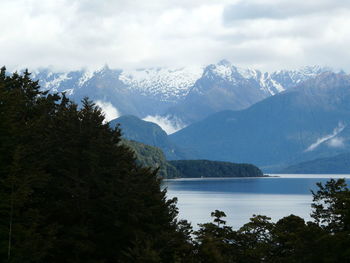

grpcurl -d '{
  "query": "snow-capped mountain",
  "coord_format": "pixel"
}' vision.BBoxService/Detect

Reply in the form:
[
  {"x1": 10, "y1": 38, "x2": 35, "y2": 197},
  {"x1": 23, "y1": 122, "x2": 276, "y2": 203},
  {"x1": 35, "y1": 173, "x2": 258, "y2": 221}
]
[
  {"x1": 204, "y1": 59, "x2": 285, "y2": 95},
  {"x1": 33, "y1": 65, "x2": 203, "y2": 103},
  {"x1": 165, "y1": 60, "x2": 332, "y2": 123},
  {"x1": 170, "y1": 72, "x2": 350, "y2": 171},
  {"x1": 31, "y1": 60, "x2": 334, "y2": 129},
  {"x1": 119, "y1": 66, "x2": 203, "y2": 102}
]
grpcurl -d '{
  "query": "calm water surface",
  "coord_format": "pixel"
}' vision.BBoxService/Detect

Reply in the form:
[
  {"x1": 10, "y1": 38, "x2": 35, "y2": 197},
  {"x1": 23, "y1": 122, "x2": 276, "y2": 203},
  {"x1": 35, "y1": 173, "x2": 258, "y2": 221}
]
[{"x1": 163, "y1": 174, "x2": 350, "y2": 229}]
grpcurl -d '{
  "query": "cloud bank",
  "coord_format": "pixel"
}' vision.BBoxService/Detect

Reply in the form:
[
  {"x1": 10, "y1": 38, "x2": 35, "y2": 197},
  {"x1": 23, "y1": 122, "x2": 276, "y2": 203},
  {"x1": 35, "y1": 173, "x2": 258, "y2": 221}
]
[{"x1": 1, "y1": 0, "x2": 350, "y2": 72}]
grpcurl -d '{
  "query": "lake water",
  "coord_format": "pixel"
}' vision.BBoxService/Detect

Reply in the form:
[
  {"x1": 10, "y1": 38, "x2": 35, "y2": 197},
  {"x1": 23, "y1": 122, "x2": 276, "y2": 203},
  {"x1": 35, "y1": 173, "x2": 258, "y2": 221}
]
[{"x1": 163, "y1": 174, "x2": 350, "y2": 229}]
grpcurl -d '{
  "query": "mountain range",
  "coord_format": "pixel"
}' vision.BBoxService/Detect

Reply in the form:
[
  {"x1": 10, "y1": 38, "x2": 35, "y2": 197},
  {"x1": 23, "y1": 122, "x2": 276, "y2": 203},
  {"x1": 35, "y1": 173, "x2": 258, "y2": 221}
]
[
  {"x1": 31, "y1": 61, "x2": 350, "y2": 172},
  {"x1": 32, "y1": 60, "x2": 331, "y2": 129},
  {"x1": 170, "y1": 72, "x2": 350, "y2": 171}
]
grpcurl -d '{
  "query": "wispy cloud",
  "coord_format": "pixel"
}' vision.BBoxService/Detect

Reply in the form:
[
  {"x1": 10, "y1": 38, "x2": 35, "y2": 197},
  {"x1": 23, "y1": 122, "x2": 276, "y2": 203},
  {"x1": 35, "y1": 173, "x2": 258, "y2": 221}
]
[
  {"x1": 95, "y1": 100, "x2": 120, "y2": 122},
  {"x1": 305, "y1": 122, "x2": 346, "y2": 152},
  {"x1": 143, "y1": 115, "x2": 186, "y2": 134}
]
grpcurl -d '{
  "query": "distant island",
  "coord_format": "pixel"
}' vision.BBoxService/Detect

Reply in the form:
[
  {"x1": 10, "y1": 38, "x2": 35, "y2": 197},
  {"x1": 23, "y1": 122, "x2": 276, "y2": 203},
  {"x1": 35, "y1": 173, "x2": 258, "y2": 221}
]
[
  {"x1": 124, "y1": 139, "x2": 264, "y2": 178},
  {"x1": 168, "y1": 160, "x2": 264, "y2": 178}
]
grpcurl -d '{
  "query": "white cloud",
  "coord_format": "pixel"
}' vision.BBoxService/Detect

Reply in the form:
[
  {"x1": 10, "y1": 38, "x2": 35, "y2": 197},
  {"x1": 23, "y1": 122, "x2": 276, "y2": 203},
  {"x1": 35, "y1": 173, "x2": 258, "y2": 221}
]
[
  {"x1": 327, "y1": 137, "x2": 345, "y2": 148},
  {"x1": 1, "y1": 0, "x2": 350, "y2": 72},
  {"x1": 95, "y1": 100, "x2": 120, "y2": 122},
  {"x1": 305, "y1": 122, "x2": 346, "y2": 152},
  {"x1": 143, "y1": 115, "x2": 186, "y2": 134},
  {"x1": 223, "y1": 0, "x2": 350, "y2": 21}
]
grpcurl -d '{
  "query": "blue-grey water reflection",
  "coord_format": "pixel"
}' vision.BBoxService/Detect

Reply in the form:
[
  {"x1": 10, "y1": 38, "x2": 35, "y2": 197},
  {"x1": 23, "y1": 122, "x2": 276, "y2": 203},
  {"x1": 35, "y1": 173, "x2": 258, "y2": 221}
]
[{"x1": 163, "y1": 174, "x2": 350, "y2": 229}]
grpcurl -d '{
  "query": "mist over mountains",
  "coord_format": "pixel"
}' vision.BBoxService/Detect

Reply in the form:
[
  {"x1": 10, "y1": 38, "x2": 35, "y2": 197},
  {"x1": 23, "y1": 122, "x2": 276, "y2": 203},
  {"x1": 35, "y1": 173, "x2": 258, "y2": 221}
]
[
  {"x1": 31, "y1": 60, "x2": 350, "y2": 172},
  {"x1": 171, "y1": 72, "x2": 350, "y2": 171},
  {"x1": 32, "y1": 60, "x2": 331, "y2": 130},
  {"x1": 109, "y1": 115, "x2": 193, "y2": 160}
]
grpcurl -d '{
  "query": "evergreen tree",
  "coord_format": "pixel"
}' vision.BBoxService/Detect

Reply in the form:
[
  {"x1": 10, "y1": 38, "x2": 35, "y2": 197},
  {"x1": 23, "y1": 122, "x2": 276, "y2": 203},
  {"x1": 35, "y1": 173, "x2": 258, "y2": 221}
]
[
  {"x1": 311, "y1": 178, "x2": 350, "y2": 232},
  {"x1": 0, "y1": 69, "x2": 191, "y2": 262}
]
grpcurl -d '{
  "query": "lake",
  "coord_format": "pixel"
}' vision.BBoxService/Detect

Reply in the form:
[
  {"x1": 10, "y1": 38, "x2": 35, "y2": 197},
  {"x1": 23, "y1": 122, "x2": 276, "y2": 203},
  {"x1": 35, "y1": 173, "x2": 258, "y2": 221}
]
[{"x1": 163, "y1": 174, "x2": 350, "y2": 229}]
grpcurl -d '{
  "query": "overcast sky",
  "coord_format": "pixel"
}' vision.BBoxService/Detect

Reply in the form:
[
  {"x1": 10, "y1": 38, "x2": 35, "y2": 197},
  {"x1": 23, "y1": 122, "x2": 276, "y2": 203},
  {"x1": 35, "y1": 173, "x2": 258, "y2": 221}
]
[{"x1": 1, "y1": 0, "x2": 350, "y2": 72}]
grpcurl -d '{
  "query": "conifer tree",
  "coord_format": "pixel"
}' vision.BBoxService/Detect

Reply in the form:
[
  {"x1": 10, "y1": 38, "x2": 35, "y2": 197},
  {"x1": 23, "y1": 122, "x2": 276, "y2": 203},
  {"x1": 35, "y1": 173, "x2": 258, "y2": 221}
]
[{"x1": 0, "y1": 68, "x2": 191, "y2": 262}]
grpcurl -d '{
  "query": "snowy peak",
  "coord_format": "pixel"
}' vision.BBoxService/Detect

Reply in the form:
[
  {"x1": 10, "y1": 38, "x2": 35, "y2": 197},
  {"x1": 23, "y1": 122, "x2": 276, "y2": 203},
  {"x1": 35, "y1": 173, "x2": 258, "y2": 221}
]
[
  {"x1": 202, "y1": 61, "x2": 334, "y2": 96},
  {"x1": 33, "y1": 65, "x2": 204, "y2": 102},
  {"x1": 30, "y1": 61, "x2": 342, "y2": 125},
  {"x1": 118, "y1": 66, "x2": 203, "y2": 101},
  {"x1": 32, "y1": 61, "x2": 334, "y2": 100},
  {"x1": 271, "y1": 65, "x2": 332, "y2": 90},
  {"x1": 203, "y1": 60, "x2": 240, "y2": 82},
  {"x1": 31, "y1": 69, "x2": 83, "y2": 95},
  {"x1": 201, "y1": 61, "x2": 285, "y2": 95}
]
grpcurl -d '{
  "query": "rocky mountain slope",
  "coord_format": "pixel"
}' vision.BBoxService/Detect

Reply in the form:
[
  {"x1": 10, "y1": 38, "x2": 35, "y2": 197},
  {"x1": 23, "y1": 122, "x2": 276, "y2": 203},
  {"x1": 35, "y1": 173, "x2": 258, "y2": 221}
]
[
  {"x1": 32, "y1": 61, "x2": 331, "y2": 126},
  {"x1": 170, "y1": 72, "x2": 350, "y2": 171}
]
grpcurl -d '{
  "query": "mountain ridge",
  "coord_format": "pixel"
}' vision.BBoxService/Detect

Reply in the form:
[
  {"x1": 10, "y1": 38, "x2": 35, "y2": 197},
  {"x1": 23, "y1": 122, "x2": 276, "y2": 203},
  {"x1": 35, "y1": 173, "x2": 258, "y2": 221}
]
[
  {"x1": 32, "y1": 61, "x2": 334, "y2": 125},
  {"x1": 170, "y1": 72, "x2": 350, "y2": 171},
  {"x1": 109, "y1": 115, "x2": 194, "y2": 160},
  {"x1": 280, "y1": 152, "x2": 350, "y2": 174}
]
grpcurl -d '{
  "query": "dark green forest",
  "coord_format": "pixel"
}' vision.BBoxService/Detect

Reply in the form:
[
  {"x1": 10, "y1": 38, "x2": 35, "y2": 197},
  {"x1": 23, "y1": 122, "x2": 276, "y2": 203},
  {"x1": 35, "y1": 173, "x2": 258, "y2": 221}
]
[
  {"x1": 1, "y1": 69, "x2": 350, "y2": 262},
  {"x1": 121, "y1": 139, "x2": 180, "y2": 179},
  {"x1": 122, "y1": 140, "x2": 263, "y2": 179},
  {"x1": 168, "y1": 160, "x2": 263, "y2": 178}
]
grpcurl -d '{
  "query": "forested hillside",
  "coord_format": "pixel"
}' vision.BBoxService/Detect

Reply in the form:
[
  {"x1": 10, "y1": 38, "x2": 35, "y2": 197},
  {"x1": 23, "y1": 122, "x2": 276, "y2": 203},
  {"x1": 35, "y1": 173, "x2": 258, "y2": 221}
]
[
  {"x1": 169, "y1": 160, "x2": 264, "y2": 178},
  {"x1": 121, "y1": 139, "x2": 180, "y2": 178},
  {"x1": 123, "y1": 140, "x2": 264, "y2": 178},
  {"x1": 110, "y1": 115, "x2": 193, "y2": 160}
]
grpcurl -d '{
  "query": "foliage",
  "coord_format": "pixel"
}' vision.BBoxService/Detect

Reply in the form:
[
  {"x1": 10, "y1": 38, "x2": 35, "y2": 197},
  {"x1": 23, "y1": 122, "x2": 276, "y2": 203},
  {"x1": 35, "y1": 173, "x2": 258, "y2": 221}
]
[
  {"x1": 121, "y1": 139, "x2": 180, "y2": 179},
  {"x1": 169, "y1": 160, "x2": 264, "y2": 178},
  {"x1": 109, "y1": 115, "x2": 191, "y2": 160},
  {"x1": 120, "y1": 143, "x2": 263, "y2": 179},
  {"x1": 0, "y1": 68, "x2": 191, "y2": 262},
  {"x1": 311, "y1": 178, "x2": 350, "y2": 232},
  {"x1": 192, "y1": 178, "x2": 350, "y2": 262}
]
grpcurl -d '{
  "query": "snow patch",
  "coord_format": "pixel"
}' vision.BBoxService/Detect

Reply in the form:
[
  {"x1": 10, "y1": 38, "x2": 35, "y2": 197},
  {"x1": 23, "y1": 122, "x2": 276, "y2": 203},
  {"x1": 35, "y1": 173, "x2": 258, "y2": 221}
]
[
  {"x1": 237, "y1": 67, "x2": 258, "y2": 79},
  {"x1": 212, "y1": 64, "x2": 234, "y2": 81},
  {"x1": 143, "y1": 115, "x2": 186, "y2": 134},
  {"x1": 44, "y1": 73, "x2": 70, "y2": 91},
  {"x1": 119, "y1": 66, "x2": 203, "y2": 101},
  {"x1": 305, "y1": 123, "x2": 346, "y2": 152},
  {"x1": 78, "y1": 70, "x2": 94, "y2": 87},
  {"x1": 95, "y1": 100, "x2": 120, "y2": 122},
  {"x1": 62, "y1": 88, "x2": 74, "y2": 96}
]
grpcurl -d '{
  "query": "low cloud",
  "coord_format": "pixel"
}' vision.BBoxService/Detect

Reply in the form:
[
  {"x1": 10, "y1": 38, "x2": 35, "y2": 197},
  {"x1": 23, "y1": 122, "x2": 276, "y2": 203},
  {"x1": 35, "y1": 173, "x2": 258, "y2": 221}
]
[
  {"x1": 143, "y1": 115, "x2": 186, "y2": 134},
  {"x1": 305, "y1": 122, "x2": 346, "y2": 152},
  {"x1": 95, "y1": 100, "x2": 120, "y2": 122},
  {"x1": 327, "y1": 137, "x2": 345, "y2": 148}
]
